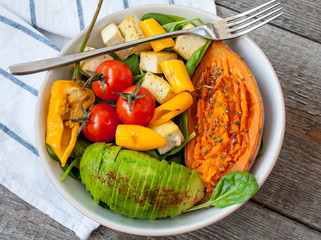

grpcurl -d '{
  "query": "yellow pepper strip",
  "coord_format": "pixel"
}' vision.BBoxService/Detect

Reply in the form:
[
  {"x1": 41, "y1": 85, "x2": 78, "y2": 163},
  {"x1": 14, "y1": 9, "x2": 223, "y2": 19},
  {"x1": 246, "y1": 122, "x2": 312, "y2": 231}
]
[
  {"x1": 160, "y1": 59, "x2": 194, "y2": 93},
  {"x1": 116, "y1": 124, "x2": 166, "y2": 151},
  {"x1": 140, "y1": 18, "x2": 175, "y2": 52},
  {"x1": 148, "y1": 91, "x2": 193, "y2": 128},
  {"x1": 46, "y1": 80, "x2": 95, "y2": 167}
]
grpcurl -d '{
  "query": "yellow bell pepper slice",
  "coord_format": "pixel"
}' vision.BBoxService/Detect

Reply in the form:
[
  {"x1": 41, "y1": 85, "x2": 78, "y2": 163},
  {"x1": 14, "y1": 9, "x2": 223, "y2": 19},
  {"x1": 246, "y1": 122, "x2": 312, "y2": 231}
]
[
  {"x1": 140, "y1": 18, "x2": 175, "y2": 52},
  {"x1": 46, "y1": 80, "x2": 95, "y2": 167},
  {"x1": 116, "y1": 124, "x2": 166, "y2": 151},
  {"x1": 148, "y1": 91, "x2": 193, "y2": 128},
  {"x1": 160, "y1": 59, "x2": 194, "y2": 93}
]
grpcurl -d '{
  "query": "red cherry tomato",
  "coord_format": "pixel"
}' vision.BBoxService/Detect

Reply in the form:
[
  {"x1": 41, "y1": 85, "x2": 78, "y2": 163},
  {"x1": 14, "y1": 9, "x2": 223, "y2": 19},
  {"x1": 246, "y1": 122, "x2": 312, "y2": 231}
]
[
  {"x1": 82, "y1": 103, "x2": 121, "y2": 142},
  {"x1": 116, "y1": 85, "x2": 155, "y2": 126},
  {"x1": 92, "y1": 60, "x2": 133, "y2": 101}
]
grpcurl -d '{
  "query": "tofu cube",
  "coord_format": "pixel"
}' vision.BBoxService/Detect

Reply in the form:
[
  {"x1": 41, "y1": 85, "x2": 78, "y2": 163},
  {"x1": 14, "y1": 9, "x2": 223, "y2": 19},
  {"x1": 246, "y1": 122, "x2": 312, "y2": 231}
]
[
  {"x1": 139, "y1": 51, "x2": 177, "y2": 74},
  {"x1": 100, "y1": 23, "x2": 131, "y2": 60},
  {"x1": 142, "y1": 72, "x2": 175, "y2": 104},
  {"x1": 151, "y1": 121, "x2": 185, "y2": 155},
  {"x1": 172, "y1": 23, "x2": 207, "y2": 60},
  {"x1": 118, "y1": 16, "x2": 152, "y2": 55},
  {"x1": 80, "y1": 46, "x2": 113, "y2": 72}
]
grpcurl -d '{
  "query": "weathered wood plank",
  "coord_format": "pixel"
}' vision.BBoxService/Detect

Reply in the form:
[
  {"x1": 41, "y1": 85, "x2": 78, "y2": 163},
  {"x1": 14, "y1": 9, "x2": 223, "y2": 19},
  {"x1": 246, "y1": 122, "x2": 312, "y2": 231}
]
[
  {"x1": 2, "y1": 183, "x2": 320, "y2": 240},
  {"x1": 217, "y1": 5, "x2": 321, "y2": 230},
  {"x1": 215, "y1": 0, "x2": 321, "y2": 43}
]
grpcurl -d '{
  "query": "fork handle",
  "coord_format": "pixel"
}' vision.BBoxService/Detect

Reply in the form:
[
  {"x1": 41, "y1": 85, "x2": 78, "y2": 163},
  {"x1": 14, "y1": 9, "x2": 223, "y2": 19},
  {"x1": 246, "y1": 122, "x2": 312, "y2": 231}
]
[{"x1": 8, "y1": 29, "x2": 190, "y2": 75}]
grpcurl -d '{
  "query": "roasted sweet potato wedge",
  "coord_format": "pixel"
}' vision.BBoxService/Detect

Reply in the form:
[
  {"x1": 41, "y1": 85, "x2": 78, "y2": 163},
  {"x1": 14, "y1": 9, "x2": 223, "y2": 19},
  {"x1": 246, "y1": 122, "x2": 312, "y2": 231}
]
[{"x1": 185, "y1": 41, "x2": 264, "y2": 192}]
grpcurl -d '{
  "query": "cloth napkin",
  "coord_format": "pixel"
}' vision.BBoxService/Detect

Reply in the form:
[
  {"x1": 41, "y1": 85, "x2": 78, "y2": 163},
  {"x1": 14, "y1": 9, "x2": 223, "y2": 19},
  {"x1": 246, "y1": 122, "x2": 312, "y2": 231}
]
[{"x1": 0, "y1": 0, "x2": 216, "y2": 239}]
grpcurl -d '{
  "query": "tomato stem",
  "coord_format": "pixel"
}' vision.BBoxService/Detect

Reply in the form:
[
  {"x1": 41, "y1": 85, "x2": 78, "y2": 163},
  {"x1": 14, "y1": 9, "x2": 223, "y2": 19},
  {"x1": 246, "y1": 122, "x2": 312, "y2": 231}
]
[
  {"x1": 114, "y1": 81, "x2": 147, "y2": 113},
  {"x1": 72, "y1": 0, "x2": 104, "y2": 80}
]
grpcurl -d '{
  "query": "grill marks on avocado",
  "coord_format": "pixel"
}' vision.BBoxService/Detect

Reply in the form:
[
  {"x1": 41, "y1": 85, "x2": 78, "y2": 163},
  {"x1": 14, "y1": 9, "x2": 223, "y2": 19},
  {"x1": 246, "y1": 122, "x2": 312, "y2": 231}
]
[{"x1": 80, "y1": 143, "x2": 205, "y2": 219}]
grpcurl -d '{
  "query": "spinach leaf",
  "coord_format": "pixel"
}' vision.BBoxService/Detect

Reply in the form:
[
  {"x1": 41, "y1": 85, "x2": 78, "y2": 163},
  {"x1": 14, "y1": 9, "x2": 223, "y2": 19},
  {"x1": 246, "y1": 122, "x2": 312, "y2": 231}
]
[
  {"x1": 46, "y1": 143, "x2": 59, "y2": 162},
  {"x1": 167, "y1": 15, "x2": 186, "y2": 22},
  {"x1": 258, "y1": 137, "x2": 264, "y2": 156},
  {"x1": 144, "y1": 149, "x2": 160, "y2": 160},
  {"x1": 109, "y1": 53, "x2": 140, "y2": 76},
  {"x1": 160, "y1": 132, "x2": 196, "y2": 160},
  {"x1": 95, "y1": 98, "x2": 116, "y2": 107},
  {"x1": 70, "y1": 134, "x2": 91, "y2": 158},
  {"x1": 178, "y1": 110, "x2": 189, "y2": 138},
  {"x1": 122, "y1": 54, "x2": 140, "y2": 76},
  {"x1": 162, "y1": 18, "x2": 204, "y2": 32},
  {"x1": 185, "y1": 172, "x2": 258, "y2": 212},
  {"x1": 60, "y1": 157, "x2": 81, "y2": 182},
  {"x1": 142, "y1": 13, "x2": 182, "y2": 25},
  {"x1": 133, "y1": 73, "x2": 146, "y2": 85},
  {"x1": 186, "y1": 40, "x2": 211, "y2": 77}
]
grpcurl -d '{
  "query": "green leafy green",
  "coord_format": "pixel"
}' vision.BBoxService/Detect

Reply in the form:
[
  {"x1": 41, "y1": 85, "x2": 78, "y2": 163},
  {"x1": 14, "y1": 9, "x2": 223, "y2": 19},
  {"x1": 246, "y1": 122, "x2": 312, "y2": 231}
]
[
  {"x1": 185, "y1": 172, "x2": 258, "y2": 212},
  {"x1": 160, "y1": 132, "x2": 196, "y2": 160},
  {"x1": 94, "y1": 98, "x2": 116, "y2": 107},
  {"x1": 133, "y1": 73, "x2": 146, "y2": 85},
  {"x1": 186, "y1": 40, "x2": 211, "y2": 77},
  {"x1": 162, "y1": 18, "x2": 204, "y2": 32},
  {"x1": 46, "y1": 143, "x2": 59, "y2": 162},
  {"x1": 109, "y1": 53, "x2": 140, "y2": 76},
  {"x1": 60, "y1": 157, "x2": 81, "y2": 182},
  {"x1": 258, "y1": 137, "x2": 264, "y2": 156},
  {"x1": 178, "y1": 110, "x2": 189, "y2": 138},
  {"x1": 144, "y1": 149, "x2": 160, "y2": 160},
  {"x1": 70, "y1": 134, "x2": 91, "y2": 158},
  {"x1": 142, "y1": 13, "x2": 184, "y2": 25}
]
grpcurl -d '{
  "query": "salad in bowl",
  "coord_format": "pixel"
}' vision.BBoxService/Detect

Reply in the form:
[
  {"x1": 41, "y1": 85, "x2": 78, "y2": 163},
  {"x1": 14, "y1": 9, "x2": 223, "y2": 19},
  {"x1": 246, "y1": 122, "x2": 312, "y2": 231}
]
[{"x1": 35, "y1": 3, "x2": 284, "y2": 236}]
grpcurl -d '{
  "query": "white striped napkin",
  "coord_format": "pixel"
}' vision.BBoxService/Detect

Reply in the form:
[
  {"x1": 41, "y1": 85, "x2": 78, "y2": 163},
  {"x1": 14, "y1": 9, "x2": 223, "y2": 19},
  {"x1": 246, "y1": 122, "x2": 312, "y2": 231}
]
[{"x1": 0, "y1": 0, "x2": 216, "y2": 239}]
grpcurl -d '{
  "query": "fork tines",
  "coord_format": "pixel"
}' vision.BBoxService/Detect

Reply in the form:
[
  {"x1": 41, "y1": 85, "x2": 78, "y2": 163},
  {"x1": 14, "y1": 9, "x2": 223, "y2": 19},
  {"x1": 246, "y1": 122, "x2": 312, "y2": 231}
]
[{"x1": 226, "y1": 0, "x2": 283, "y2": 38}]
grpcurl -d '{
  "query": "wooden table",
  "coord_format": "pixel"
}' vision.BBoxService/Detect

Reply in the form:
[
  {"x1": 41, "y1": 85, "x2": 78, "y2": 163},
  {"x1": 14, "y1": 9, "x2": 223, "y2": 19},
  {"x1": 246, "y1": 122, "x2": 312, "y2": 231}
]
[{"x1": 1, "y1": 0, "x2": 320, "y2": 239}]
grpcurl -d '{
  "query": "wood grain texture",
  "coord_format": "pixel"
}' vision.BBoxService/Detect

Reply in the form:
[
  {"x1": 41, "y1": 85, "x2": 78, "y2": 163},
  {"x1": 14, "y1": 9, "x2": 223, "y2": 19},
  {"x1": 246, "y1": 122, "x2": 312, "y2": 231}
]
[
  {"x1": 215, "y1": 0, "x2": 321, "y2": 43},
  {"x1": 217, "y1": 5, "x2": 321, "y2": 231},
  {"x1": 1, "y1": 1, "x2": 321, "y2": 240}
]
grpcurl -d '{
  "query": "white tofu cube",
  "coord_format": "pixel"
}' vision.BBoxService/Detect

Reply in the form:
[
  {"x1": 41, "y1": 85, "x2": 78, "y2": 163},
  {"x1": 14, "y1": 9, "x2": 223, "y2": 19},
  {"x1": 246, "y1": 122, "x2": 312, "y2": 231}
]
[
  {"x1": 80, "y1": 46, "x2": 113, "y2": 72},
  {"x1": 100, "y1": 23, "x2": 131, "y2": 60},
  {"x1": 151, "y1": 121, "x2": 185, "y2": 155},
  {"x1": 142, "y1": 72, "x2": 175, "y2": 104},
  {"x1": 118, "y1": 16, "x2": 152, "y2": 55},
  {"x1": 172, "y1": 23, "x2": 207, "y2": 60},
  {"x1": 139, "y1": 51, "x2": 177, "y2": 74}
]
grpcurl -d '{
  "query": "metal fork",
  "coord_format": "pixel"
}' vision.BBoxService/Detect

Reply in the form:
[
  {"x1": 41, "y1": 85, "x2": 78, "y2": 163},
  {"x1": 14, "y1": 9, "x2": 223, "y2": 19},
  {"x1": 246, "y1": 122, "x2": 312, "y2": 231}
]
[{"x1": 8, "y1": 0, "x2": 283, "y2": 75}]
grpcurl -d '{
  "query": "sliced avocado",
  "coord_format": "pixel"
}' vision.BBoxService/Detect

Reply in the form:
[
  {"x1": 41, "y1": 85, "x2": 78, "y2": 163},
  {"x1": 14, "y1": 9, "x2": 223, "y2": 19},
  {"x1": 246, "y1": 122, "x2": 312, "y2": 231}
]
[
  {"x1": 165, "y1": 162, "x2": 183, "y2": 218},
  {"x1": 108, "y1": 156, "x2": 124, "y2": 210},
  {"x1": 92, "y1": 145, "x2": 121, "y2": 205},
  {"x1": 132, "y1": 155, "x2": 153, "y2": 218},
  {"x1": 140, "y1": 157, "x2": 161, "y2": 218},
  {"x1": 119, "y1": 161, "x2": 138, "y2": 216},
  {"x1": 180, "y1": 170, "x2": 205, "y2": 212},
  {"x1": 149, "y1": 160, "x2": 171, "y2": 220},
  {"x1": 173, "y1": 164, "x2": 191, "y2": 217},
  {"x1": 79, "y1": 142, "x2": 106, "y2": 192}
]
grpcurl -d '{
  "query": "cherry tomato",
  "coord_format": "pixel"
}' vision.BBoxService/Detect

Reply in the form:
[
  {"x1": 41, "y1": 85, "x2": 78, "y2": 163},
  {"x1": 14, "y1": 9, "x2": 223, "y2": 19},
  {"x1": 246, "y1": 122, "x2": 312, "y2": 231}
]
[
  {"x1": 92, "y1": 60, "x2": 133, "y2": 101},
  {"x1": 82, "y1": 103, "x2": 121, "y2": 142},
  {"x1": 116, "y1": 85, "x2": 155, "y2": 126}
]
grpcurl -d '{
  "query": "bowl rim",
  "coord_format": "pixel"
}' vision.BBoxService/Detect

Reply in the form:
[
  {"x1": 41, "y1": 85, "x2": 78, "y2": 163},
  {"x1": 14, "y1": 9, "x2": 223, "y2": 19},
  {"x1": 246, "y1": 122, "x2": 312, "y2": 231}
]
[{"x1": 35, "y1": 3, "x2": 285, "y2": 236}]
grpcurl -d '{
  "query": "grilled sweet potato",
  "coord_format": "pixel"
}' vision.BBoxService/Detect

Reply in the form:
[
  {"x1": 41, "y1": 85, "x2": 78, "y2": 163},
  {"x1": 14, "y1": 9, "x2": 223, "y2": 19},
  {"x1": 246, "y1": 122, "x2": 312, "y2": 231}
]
[{"x1": 185, "y1": 41, "x2": 264, "y2": 192}]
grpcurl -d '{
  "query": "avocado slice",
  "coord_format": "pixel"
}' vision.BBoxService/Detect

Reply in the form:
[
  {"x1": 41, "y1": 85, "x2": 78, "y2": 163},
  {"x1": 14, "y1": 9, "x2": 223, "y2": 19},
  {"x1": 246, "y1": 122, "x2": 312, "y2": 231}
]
[
  {"x1": 132, "y1": 155, "x2": 153, "y2": 218},
  {"x1": 108, "y1": 156, "x2": 124, "y2": 210},
  {"x1": 79, "y1": 142, "x2": 106, "y2": 192},
  {"x1": 149, "y1": 160, "x2": 170, "y2": 219},
  {"x1": 92, "y1": 145, "x2": 121, "y2": 205}
]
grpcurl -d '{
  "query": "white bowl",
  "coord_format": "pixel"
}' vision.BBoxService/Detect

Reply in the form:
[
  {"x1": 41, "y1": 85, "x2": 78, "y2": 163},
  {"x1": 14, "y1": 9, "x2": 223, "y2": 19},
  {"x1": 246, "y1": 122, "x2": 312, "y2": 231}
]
[{"x1": 35, "y1": 4, "x2": 285, "y2": 236}]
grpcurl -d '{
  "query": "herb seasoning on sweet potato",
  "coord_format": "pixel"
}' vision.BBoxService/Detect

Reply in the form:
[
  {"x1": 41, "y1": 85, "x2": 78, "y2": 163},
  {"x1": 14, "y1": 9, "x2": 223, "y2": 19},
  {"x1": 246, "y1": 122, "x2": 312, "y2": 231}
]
[{"x1": 185, "y1": 41, "x2": 264, "y2": 192}]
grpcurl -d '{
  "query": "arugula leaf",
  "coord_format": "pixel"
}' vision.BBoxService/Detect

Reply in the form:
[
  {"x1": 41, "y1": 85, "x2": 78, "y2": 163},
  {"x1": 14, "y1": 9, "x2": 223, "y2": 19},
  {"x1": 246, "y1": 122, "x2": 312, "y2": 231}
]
[
  {"x1": 142, "y1": 13, "x2": 185, "y2": 25},
  {"x1": 186, "y1": 40, "x2": 211, "y2": 77},
  {"x1": 162, "y1": 18, "x2": 204, "y2": 32},
  {"x1": 185, "y1": 172, "x2": 258, "y2": 212}
]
